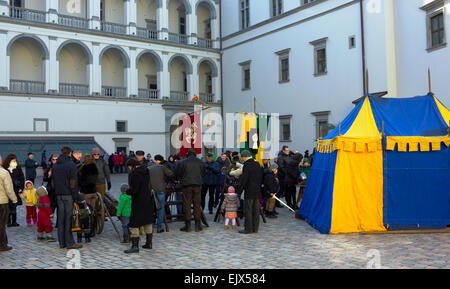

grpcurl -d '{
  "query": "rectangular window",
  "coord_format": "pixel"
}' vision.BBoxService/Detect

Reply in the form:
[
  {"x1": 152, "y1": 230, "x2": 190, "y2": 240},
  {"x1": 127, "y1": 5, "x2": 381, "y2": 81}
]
[
  {"x1": 421, "y1": 1, "x2": 447, "y2": 51},
  {"x1": 312, "y1": 111, "x2": 332, "y2": 140},
  {"x1": 431, "y1": 13, "x2": 444, "y2": 47},
  {"x1": 276, "y1": 48, "x2": 290, "y2": 83},
  {"x1": 116, "y1": 121, "x2": 127, "y2": 133},
  {"x1": 280, "y1": 115, "x2": 292, "y2": 142},
  {"x1": 349, "y1": 35, "x2": 356, "y2": 49},
  {"x1": 244, "y1": 68, "x2": 250, "y2": 89},
  {"x1": 179, "y1": 16, "x2": 186, "y2": 35},
  {"x1": 240, "y1": 0, "x2": 250, "y2": 30},
  {"x1": 316, "y1": 48, "x2": 327, "y2": 74},
  {"x1": 303, "y1": 0, "x2": 316, "y2": 5},
  {"x1": 240, "y1": 60, "x2": 251, "y2": 90},
  {"x1": 310, "y1": 38, "x2": 328, "y2": 76},
  {"x1": 271, "y1": 0, "x2": 283, "y2": 17},
  {"x1": 34, "y1": 119, "x2": 48, "y2": 132}
]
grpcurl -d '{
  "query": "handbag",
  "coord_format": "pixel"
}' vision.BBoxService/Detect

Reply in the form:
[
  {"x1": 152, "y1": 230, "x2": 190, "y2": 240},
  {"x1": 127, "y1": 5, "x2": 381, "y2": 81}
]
[
  {"x1": 147, "y1": 176, "x2": 161, "y2": 211},
  {"x1": 152, "y1": 190, "x2": 161, "y2": 211}
]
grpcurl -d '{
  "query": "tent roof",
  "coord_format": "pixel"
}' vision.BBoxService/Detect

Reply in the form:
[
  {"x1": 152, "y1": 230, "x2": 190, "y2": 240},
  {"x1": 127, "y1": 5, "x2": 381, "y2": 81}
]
[
  {"x1": 324, "y1": 93, "x2": 449, "y2": 139},
  {"x1": 318, "y1": 93, "x2": 450, "y2": 153}
]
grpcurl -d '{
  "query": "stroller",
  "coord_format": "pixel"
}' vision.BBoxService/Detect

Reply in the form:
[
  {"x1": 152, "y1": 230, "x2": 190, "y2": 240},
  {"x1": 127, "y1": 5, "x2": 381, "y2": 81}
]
[{"x1": 72, "y1": 198, "x2": 95, "y2": 243}]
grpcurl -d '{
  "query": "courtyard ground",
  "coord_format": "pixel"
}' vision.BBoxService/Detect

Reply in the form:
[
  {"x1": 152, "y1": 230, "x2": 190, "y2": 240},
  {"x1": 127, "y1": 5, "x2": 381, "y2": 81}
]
[{"x1": 1, "y1": 173, "x2": 448, "y2": 269}]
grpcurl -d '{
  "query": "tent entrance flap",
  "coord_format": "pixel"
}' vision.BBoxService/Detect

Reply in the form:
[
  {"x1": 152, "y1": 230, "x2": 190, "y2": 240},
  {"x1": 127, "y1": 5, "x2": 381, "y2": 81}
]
[{"x1": 330, "y1": 148, "x2": 386, "y2": 234}]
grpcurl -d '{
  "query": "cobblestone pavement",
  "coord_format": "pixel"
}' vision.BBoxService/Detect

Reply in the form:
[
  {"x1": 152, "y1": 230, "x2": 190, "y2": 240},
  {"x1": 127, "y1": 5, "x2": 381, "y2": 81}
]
[{"x1": 1, "y1": 173, "x2": 449, "y2": 269}]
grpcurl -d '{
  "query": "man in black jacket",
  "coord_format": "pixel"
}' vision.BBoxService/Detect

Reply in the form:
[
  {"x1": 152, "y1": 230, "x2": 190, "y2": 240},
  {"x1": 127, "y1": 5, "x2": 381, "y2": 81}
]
[
  {"x1": 175, "y1": 149, "x2": 205, "y2": 232},
  {"x1": 236, "y1": 150, "x2": 263, "y2": 234},
  {"x1": 52, "y1": 146, "x2": 82, "y2": 250}
]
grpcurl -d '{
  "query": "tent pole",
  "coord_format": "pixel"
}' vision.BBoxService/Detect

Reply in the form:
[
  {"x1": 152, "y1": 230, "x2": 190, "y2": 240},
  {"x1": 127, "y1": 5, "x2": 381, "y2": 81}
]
[
  {"x1": 382, "y1": 121, "x2": 385, "y2": 136},
  {"x1": 365, "y1": 69, "x2": 369, "y2": 94},
  {"x1": 338, "y1": 122, "x2": 341, "y2": 136},
  {"x1": 428, "y1": 68, "x2": 432, "y2": 94}
]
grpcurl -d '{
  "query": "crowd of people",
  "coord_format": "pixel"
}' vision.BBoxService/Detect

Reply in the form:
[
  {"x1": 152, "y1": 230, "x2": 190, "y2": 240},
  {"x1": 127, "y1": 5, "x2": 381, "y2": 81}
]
[{"x1": 0, "y1": 145, "x2": 313, "y2": 254}]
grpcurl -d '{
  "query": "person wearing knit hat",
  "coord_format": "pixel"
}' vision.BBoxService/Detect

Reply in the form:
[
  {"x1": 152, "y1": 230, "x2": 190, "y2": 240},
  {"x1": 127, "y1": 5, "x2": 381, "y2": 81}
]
[
  {"x1": 240, "y1": 150, "x2": 252, "y2": 158},
  {"x1": 35, "y1": 186, "x2": 56, "y2": 242},
  {"x1": 220, "y1": 186, "x2": 240, "y2": 230},
  {"x1": 20, "y1": 180, "x2": 37, "y2": 227}
]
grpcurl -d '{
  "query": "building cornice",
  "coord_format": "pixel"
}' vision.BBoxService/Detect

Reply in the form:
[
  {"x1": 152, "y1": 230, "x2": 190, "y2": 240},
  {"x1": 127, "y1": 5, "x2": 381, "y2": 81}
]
[
  {"x1": 0, "y1": 92, "x2": 222, "y2": 107},
  {"x1": 222, "y1": 0, "x2": 328, "y2": 41},
  {"x1": 223, "y1": 0, "x2": 359, "y2": 51}
]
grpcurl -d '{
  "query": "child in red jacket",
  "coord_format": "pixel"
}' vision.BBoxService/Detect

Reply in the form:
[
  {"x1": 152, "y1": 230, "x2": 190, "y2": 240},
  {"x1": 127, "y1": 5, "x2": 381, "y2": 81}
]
[{"x1": 36, "y1": 186, "x2": 56, "y2": 242}]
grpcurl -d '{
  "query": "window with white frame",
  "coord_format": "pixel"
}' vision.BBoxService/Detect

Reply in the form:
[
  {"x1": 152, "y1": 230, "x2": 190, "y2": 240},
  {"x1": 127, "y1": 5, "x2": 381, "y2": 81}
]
[
  {"x1": 275, "y1": 49, "x2": 290, "y2": 83},
  {"x1": 279, "y1": 115, "x2": 292, "y2": 142},
  {"x1": 421, "y1": 0, "x2": 447, "y2": 51},
  {"x1": 240, "y1": 61, "x2": 251, "y2": 90},
  {"x1": 310, "y1": 37, "x2": 328, "y2": 76},
  {"x1": 240, "y1": 0, "x2": 250, "y2": 30},
  {"x1": 271, "y1": 0, "x2": 283, "y2": 17}
]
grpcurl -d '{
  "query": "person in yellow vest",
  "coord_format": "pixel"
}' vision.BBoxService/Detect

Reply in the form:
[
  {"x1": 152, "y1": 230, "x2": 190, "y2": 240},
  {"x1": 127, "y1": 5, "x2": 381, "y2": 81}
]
[{"x1": 20, "y1": 180, "x2": 37, "y2": 226}]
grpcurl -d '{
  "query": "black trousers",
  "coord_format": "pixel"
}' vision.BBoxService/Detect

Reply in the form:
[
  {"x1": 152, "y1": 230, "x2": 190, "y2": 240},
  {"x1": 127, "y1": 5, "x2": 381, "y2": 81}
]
[
  {"x1": 244, "y1": 198, "x2": 260, "y2": 233},
  {"x1": 0, "y1": 204, "x2": 9, "y2": 248},
  {"x1": 8, "y1": 202, "x2": 17, "y2": 225},
  {"x1": 285, "y1": 184, "x2": 297, "y2": 210},
  {"x1": 56, "y1": 195, "x2": 75, "y2": 247},
  {"x1": 201, "y1": 185, "x2": 216, "y2": 212}
]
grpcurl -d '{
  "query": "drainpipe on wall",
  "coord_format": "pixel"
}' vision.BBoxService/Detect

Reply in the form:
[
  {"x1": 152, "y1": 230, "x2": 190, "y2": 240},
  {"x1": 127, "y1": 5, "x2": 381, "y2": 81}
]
[
  {"x1": 219, "y1": 0, "x2": 225, "y2": 150},
  {"x1": 360, "y1": 0, "x2": 367, "y2": 95}
]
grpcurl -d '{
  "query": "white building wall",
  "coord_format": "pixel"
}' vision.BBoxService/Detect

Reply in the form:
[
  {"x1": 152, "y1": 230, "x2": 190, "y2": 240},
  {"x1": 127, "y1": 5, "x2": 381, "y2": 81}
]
[
  {"x1": 0, "y1": 0, "x2": 222, "y2": 156},
  {"x1": 222, "y1": 0, "x2": 365, "y2": 152},
  {"x1": 394, "y1": 0, "x2": 450, "y2": 104}
]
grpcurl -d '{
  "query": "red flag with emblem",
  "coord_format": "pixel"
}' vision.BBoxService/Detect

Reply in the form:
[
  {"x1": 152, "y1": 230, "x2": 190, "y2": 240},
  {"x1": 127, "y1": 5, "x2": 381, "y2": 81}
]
[{"x1": 179, "y1": 106, "x2": 202, "y2": 158}]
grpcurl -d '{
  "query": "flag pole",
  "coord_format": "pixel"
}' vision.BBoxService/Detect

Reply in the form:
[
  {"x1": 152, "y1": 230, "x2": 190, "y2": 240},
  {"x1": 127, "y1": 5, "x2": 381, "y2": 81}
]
[
  {"x1": 428, "y1": 68, "x2": 432, "y2": 94},
  {"x1": 365, "y1": 69, "x2": 369, "y2": 94}
]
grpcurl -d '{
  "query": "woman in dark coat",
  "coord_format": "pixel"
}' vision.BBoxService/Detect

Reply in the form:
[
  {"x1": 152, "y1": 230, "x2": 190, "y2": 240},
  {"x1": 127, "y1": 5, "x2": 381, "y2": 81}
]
[
  {"x1": 284, "y1": 153, "x2": 303, "y2": 210},
  {"x1": 78, "y1": 155, "x2": 99, "y2": 209},
  {"x1": 124, "y1": 158, "x2": 155, "y2": 254},
  {"x1": 43, "y1": 155, "x2": 58, "y2": 212},
  {"x1": 2, "y1": 154, "x2": 24, "y2": 227},
  {"x1": 77, "y1": 155, "x2": 98, "y2": 243}
]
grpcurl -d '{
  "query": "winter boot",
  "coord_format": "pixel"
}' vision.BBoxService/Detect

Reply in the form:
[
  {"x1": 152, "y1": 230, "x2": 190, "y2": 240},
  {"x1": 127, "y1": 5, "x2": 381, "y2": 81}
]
[
  {"x1": 121, "y1": 234, "x2": 130, "y2": 244},
  {"x1": 224, "y1": 225, "x2": 229, "y2": 230},
  {"x1": 180, "y1": 221, "x2": 191, "y2": 232},
  {"x1": 11, "y1": 213, "x2": 19, "y2": 227},
  {"x1": 85, "y1": 237, "x2": 91, "y2": 243},
  {"x1": 195, "y1": 220, "x2": 202, "y2": 232},
  {"x1": 124, "y1": 237, "x2": 139, "y2": 254},
  {"x1": 46, "y1": 232, "x2": 56, "y2": 242},
  {"x1": 37, "y1": 232, "x2": 46, "y2": 241},
  {"x1": 142, "y1": 234, "x2": 153, "y2": 250}
]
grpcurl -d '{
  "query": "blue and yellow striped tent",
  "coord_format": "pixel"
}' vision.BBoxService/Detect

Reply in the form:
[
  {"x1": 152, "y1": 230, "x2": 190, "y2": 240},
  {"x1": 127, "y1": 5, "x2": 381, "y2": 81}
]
[{"x1": 299, "y1": 93, "x2": 450, "y2": 234}]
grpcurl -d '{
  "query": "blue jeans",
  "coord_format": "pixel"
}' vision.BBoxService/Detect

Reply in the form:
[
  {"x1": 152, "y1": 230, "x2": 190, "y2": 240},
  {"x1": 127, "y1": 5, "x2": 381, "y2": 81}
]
[
  {"x1": 121, "y1": 216, "x2": 130, "y2": 235},
  {"x1": 156, "y1": 192, "x2": 165, "y2": 231}
]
